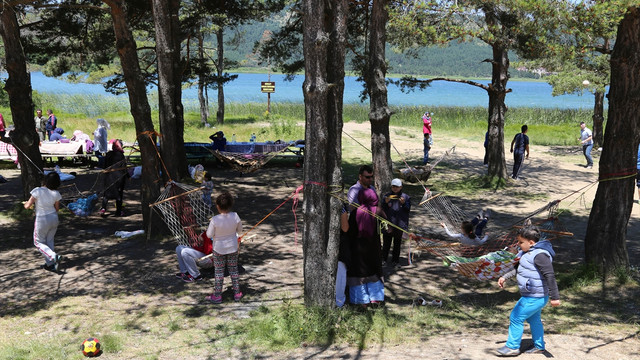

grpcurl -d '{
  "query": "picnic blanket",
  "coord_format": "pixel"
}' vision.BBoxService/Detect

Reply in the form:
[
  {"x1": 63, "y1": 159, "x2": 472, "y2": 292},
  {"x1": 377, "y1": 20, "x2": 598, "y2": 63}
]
[
  {"x1": 39, "y1": 142, "x2": 84, "y2": 156},
  {"x1": 0, "y1": 141, "x2": 18, "y2": 161}
]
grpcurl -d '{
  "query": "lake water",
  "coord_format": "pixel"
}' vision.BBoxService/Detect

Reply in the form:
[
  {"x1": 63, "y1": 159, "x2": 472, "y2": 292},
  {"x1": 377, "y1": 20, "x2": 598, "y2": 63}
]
[{"x1": 23, "y1": 71, "x2": 599, "y2": 110}]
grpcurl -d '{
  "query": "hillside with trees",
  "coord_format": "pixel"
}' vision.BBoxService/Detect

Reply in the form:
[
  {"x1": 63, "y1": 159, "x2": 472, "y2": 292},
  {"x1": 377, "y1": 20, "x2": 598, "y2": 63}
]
[{"x1": 227, "y1": 20, "x2": 536, "y2": 78}]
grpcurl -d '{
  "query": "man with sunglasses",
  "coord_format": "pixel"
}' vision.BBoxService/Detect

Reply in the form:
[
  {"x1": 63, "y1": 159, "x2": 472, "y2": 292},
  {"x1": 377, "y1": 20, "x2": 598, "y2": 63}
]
[{"x1": 347, "y1": 165, "x2": 377, "y2": 209}]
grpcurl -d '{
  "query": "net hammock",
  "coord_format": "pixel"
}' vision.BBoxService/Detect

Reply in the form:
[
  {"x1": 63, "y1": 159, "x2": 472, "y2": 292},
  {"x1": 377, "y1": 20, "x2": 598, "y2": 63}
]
[
  {"x1": 56, "y1": 159, "x2": 131, "y2": 216},
  {"x1": 396, "y1": 145, "x2": 455, "y2": 183},
  {"x1": 149, "y1": 181, "x2": 214, "y2": 267},
  {"x1": 414, "y1": 193, "x2": 572, "y2": 280},
  {"x1": 207, "y1": 146, "x2": 290, "y2": 174}
]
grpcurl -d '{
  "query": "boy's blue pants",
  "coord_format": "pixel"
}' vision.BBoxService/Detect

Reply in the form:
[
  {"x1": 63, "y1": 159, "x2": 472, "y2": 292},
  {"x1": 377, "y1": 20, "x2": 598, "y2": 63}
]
[{"x1": 506, "y1": 296, "x2": 549, "y2": 350}]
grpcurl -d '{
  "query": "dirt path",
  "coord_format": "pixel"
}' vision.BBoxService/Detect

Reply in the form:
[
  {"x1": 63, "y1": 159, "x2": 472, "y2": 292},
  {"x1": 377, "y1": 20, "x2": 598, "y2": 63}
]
[{"x1": 0, "y1": 122, "x2": 638, "y2": 359}]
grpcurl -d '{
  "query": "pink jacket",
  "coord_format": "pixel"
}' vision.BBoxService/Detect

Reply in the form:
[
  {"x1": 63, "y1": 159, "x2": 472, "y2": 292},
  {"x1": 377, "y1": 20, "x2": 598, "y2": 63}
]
[{"x1": 422, "y1": 115, "x2": 432, "y2": 135}]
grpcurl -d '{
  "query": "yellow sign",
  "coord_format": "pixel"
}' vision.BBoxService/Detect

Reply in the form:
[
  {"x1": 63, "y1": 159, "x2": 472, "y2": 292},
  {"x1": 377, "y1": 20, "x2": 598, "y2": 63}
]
[{"x1": 261, "y1": 81, "x2": 275, "y2": 93}]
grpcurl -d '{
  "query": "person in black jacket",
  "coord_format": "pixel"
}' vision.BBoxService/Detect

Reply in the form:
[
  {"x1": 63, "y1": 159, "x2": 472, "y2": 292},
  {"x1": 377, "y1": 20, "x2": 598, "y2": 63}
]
[{"x1": 99, "y1": 139, "x2": 128, "y2": 217}]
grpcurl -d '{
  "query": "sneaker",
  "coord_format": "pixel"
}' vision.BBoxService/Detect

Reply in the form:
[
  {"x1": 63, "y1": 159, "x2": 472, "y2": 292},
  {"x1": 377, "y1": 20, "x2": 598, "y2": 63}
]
[
  {"x1": 115, "y1": 210, "x2": 125, "y2": 217},
  {"x1": 99, "y1": 208, "x2": 106, "y2": 216},
  {"x1": 484, "y1": 209, "x2": 491, "y2": 220},
  {"x1": 54, "y1": 255, "x2": 62, "y2": 272},
  {"x1": 175, "y1": 272, "x2": 187, "y2": 279},
  {"x1": 497, "y1": 346, "x2": 520, "y2": 356},
  {"x1": 234, "y1": 292, "x2": 243, "y2": 302},
  {"x1": 524, "y1": 346, "x2": 545, "y2": 354},
  {"x1": 477, "y1": 209, "x2": 484, "y2": 219},
  {"x1": 206, "y1": 294, "x2": 222, "y2": 304},
  {"x1": 587, "y1": 165, "x2": 593, "y2": 169},
  {"x1": 42, "y1": 264, "x2": 55, "y2": 272},
  {"x1": 182, "y1": 274, "x2": 203, "y2": 283}
]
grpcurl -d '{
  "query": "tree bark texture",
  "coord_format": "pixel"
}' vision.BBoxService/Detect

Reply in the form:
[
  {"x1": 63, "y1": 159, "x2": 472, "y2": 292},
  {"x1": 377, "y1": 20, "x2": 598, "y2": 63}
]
[
  {"x1": 152, "y1": 0, "x2": 188, "y2": 181},
  {"x1": 584, "y1": 7, "x2": 640, "y2": 272},
  {"x1": 216, "y1": 28, "x2": 225, "y2": 125},
  {"x1": 592, "y1": 90, "x2": 605, "y2": 148},
  {"x1": 197, "y1": 33, "x2": 209, "y2": 126},
  {"x1": 0, "y1": 5, "x2": 43, "y2": 199},
  {"x1": 106, "y1": 0, "x2": 162, "y2": 232},
  {"x1": 301, "y1": 0, "x2": 347, "y2": 307},
  {"x1": 486, "y1": 44, "x2": 509, "y2": 180},
  {"x1": 368, "y1": 0, "x2": 393, "y2": 196}
]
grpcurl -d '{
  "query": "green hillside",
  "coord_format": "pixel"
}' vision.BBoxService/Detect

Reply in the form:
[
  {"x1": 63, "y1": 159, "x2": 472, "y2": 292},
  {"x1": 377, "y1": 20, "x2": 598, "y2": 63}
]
[{"x1": 225, "y1": 20, "x2": 535, "y2": 79}]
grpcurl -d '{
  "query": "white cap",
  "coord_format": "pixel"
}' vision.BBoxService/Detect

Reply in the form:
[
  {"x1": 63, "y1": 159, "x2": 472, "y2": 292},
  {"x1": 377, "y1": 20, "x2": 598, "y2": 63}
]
[{"x1": 391, "y1": 178, "x2": 402, "y2": 187}]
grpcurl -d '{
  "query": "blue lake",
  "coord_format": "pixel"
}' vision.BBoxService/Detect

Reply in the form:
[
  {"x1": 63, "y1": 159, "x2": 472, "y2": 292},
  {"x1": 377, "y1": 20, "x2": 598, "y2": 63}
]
[{"x1": 24, "y1": 71, "x2": 600, "y2": 110}]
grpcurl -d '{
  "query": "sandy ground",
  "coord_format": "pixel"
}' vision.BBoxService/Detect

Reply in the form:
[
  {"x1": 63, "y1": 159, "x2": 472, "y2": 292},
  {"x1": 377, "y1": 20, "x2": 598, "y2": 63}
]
[{"x1": 0, "y1": 121, "x2": 639, "y2": 359}]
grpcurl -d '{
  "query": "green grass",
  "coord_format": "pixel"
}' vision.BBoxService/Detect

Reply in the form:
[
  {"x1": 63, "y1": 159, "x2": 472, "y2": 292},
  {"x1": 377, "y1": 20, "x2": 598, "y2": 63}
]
[{"x1": 1, "y1": 94, "x2": 598, "y2": 147}]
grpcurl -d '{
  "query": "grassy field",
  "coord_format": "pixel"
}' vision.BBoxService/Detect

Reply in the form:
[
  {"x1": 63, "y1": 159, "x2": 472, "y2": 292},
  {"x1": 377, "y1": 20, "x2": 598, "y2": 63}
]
[{"x1": 4, "y1": 94, "x2": 596, "y2": 147}]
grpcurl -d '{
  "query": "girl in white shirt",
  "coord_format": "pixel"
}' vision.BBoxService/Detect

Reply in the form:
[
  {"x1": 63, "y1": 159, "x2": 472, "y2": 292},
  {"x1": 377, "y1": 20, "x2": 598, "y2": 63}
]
[
  {"x1": 24, "y1": 172, "x2": 63, "y2": 272},
  {"x1": 205, "y1": 191, "x2": 243, "y2": 304}
]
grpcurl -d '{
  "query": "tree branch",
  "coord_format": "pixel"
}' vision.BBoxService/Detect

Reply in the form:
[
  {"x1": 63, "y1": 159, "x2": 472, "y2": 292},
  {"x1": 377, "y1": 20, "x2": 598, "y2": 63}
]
[{"x1": 392, "y1": 76, "x2": 490, "y2": 92}]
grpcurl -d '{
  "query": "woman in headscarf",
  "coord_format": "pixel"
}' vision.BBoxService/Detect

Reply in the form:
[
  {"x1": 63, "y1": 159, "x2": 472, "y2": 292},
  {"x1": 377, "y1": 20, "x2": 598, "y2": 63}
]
[
  {"x1": 100, "y1": 139, "x2": 128, "y2": 217},
  {"x1": 347, "y1": 187, "x2": 386, "y2": 306},
  {"x1": 93, "y1": 118, "x2": 110, "y2": 168}
]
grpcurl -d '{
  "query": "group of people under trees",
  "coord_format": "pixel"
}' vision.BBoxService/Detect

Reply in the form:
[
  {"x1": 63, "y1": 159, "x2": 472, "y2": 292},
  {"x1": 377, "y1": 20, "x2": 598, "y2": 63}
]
[{"x1": 337, "y1": 162, "x2": 560, "y2": 356}]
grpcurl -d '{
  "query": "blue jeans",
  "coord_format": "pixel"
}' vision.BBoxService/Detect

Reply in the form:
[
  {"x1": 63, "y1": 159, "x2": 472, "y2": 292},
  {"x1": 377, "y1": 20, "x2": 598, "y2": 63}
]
[
  {"x1": 349, "y1": 280, "x2": 384, "y2": 304},
  {"x1": 506, "y1": 296, "x2": 549, "y2": 350},
  {"x1": 471, "y1": 217, "x2": 488, "y2": 237},
  {"x1": 582, "y1": 143, "x2": 593, "y2": 166},
  {"x1": 423, "y1": 138, "x2": 431, "y2": 164}
]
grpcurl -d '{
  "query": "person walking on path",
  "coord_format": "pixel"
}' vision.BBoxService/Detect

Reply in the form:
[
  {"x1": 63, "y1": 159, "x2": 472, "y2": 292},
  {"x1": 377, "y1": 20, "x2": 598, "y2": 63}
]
[
  {"x1": 510, "y1": 125, "x2": 529, "y2": 180},
  {"x1": 496, "y1": 226, "x2": 561, "y2": 356},
  {"x1": 23, "y1": 172, "x2": 63, "y2": 272},
  {"x1": 579, "y1": 121, "x2": 594, "y2": 169},
  {"x1": 422, "y1": 112, "x2": 433, "y2": 164}
]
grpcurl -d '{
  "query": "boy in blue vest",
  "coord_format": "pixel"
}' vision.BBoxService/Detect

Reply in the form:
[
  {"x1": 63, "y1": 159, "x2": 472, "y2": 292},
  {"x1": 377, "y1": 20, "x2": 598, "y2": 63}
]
[{"x1": 496, "y1": 226, "x2": 561, "y2": 356}]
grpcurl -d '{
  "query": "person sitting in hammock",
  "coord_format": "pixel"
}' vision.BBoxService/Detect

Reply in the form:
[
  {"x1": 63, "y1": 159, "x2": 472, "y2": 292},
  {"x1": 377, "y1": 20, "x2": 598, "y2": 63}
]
[{"x1": 441, "y1": 209, "x2": 491, "y2": 246}]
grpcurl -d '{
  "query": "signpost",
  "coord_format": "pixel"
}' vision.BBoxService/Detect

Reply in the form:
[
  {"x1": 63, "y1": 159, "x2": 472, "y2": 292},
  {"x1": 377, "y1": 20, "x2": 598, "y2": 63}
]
[{"x1": 261, "y1": 81, "x2": 275, "y2": 113}]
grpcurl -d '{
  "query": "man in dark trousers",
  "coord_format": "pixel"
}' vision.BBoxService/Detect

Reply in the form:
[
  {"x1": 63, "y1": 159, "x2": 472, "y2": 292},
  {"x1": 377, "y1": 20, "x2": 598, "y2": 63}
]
[{"x1": 510, "y1": 125, "x2": 530, "y2": 180}]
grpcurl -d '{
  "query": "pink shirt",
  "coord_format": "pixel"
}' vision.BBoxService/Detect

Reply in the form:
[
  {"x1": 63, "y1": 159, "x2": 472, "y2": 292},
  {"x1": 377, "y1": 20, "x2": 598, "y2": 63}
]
[{"x1": 422, "y1": 115, "x2": 432, "y2": 135}]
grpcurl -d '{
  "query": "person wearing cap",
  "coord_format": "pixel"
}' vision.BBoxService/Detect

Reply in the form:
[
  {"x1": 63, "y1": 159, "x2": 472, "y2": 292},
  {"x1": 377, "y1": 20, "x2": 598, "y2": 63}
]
[
  {"x1": 422, "y1": 112, "x2": 433, "y2": 165},
  {"x1": 381, "y1": 178, "x2": 411, "y2": 267}
]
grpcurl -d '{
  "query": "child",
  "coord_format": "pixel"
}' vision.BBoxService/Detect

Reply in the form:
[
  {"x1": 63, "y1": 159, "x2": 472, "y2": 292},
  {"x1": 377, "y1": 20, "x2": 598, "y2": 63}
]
[
  {"x1": 201, "y1": 172, "x2": 214, "y2": 208},
  {"x1": 496, "y1": 226, "x2": 561, "y2": 356},
  {"x1": 24, "y1": 172, "x2": 63, "y2": 272},
  {"x1": 205, "y1": 191, "x2": 243, "y2": 303},
  {"x1": 175, "y1": 232, "x2": 212, "y2": 283},
  {"x1": 441, "y1": 209, "x2": 491, "y2": 246},
  {"x1": 381, "y1": 178, "x2": 411, "y2": 267}
]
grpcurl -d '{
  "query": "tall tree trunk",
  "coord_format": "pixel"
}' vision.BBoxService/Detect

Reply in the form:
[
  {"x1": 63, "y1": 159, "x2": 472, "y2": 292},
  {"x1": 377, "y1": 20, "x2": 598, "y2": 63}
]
[
  {"x1": 0, "y1": 4, "x2": 43, "y2": 199},
  {"x1": 105, "y1": 0, "x2": 162, "y2": 231},
  {"x1": 152, "y1": 0, "x2": 187, "y2": 181},
  {"x1": 216, "y1": 28, "x2": 225, "y2": 125},
  {"x1": 592, "y1": 90, "x2": 605, "y2": 148},
  {"x1": 302, "y1": 0, "x2": 347, "y2": 307},
  {"x1": 368, "y1": 0, "x2": 392, "y2": 196},
  {"x1": 197, "y1": 32, "x2": 209, "y2": 127},
  {"x1": 584, "y1": 7, "x2": 639, "y2": 272},
  {"x1": 486, "y1": 44, "x2": 509, "y2": 180}
]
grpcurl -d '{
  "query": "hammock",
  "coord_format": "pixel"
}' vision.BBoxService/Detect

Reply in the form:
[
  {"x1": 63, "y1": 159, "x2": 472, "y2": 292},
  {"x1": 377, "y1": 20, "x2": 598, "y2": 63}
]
[
  {"x1": 414, "y1": 195, "x2": 572, "y2": 280},
  {"x1": 208, "y1": 146, "x2": 290, "y2": 174},
  {"x1": 150, "y1": 181, "x2": 213, "y2": 246}
]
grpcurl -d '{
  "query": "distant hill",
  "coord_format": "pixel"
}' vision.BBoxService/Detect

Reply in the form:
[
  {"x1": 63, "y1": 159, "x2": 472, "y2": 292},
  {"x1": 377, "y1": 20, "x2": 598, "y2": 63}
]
[{"x1": 225, "y1": 20, "x2": 535, "y2": 79}]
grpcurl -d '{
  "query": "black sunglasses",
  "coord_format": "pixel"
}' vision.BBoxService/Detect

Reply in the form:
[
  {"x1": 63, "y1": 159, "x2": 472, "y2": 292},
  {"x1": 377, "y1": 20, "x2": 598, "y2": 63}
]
[{"x1": 363, "y1": 175, "x2": 374, "y2": 179}]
